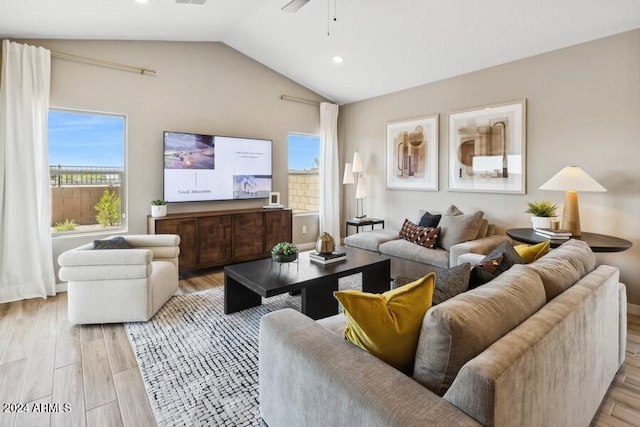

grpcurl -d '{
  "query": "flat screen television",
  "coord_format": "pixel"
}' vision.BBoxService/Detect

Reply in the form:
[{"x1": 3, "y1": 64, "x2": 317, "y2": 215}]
[{"x1": 163, "y1": 131, "x2": 273, "y2": 203}]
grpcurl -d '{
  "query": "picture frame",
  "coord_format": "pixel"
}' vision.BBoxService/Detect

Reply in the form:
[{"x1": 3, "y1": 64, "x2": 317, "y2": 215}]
[
  {"x1": 448, "y1": 99, "x2": 526, "y2": 194},
  {"x1": 386, "y1": 114, "x2": 439, "y2": 191},
  {"x1": 269, "y1": 192, "x2": 280, "y2": 206}
]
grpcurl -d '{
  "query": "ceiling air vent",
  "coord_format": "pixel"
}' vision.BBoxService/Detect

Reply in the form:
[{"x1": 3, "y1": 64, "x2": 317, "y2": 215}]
[{"x1": 174, "y1": 0, "x2": 207, "y2": 4}]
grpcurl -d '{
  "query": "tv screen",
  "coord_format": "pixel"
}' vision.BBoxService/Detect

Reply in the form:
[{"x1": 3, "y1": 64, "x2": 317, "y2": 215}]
[{"x1": 163, "y1": 132, "x2": 272, "y2": 203}]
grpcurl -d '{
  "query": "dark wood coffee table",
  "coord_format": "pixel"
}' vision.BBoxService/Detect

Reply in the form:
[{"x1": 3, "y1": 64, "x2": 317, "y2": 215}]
[{"x1": 224, "y1": 246, "x2": 391, "y2": 319}]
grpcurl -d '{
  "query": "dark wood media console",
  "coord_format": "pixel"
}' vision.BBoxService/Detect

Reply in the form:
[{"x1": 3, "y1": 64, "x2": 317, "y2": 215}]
[{"x1": 147, "y1": 208, "x2": 292, "y2": 272}]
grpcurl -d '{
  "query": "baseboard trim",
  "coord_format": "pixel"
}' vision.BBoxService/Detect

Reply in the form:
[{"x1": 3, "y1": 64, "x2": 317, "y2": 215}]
[
  {"x1": 56, "y1": 282, "x2": 67, "y2": 293},
  {"x1": 628, "y1": 303, "x2": 640, "y2": 316}
]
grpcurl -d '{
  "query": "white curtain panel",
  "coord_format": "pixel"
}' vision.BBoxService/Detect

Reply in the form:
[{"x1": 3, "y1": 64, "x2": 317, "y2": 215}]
[
  {"x1": 319, "y1": 102, "x2": 341, "y2": 241},
  {"x1": 0, "y1": 40, "x2": 56, "y2": 302}
]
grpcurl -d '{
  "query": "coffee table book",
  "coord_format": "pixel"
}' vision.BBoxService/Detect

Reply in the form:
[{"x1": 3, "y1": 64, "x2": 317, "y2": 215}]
[
  {"x1": 534, "y1": 231, "x2": 570, "y2": 240},
  {"x1": 309, "y1": 251, "x2": 347, "y2": 265},
  {"x1": 534, "y1": 228, "x2": 572, "y2": 237}
]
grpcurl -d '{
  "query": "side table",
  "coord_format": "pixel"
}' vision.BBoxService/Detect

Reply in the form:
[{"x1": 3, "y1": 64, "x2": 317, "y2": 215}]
[
  {"x1": 346, "y1": 218, "x2": 384, "y2": 237},
  {"x1": 506, "y1": 228, "x2": 632, "y2": 253}
]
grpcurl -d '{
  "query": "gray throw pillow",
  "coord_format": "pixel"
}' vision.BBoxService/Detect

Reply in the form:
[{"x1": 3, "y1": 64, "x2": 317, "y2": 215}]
[
  {"x1": 433, "y1": 263, "x2": 471, "y2": 305},
  {"x1": 94, "y1": 236, "x2": 131, "y2": 250},
  {"x1": 438, "y1": 205, "x2": 484, "y2": 250}
]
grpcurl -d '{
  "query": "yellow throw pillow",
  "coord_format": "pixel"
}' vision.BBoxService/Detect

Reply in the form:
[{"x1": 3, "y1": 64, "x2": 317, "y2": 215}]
[
  {"x1": 514, "y1": 241, "x2": 551, "y2": 263},
  {"x1": 333, "y1": 273, "x2": 435, "y2": 372}
]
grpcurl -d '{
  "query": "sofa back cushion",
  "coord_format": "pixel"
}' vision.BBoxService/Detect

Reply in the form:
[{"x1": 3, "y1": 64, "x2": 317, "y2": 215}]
[
  {"x1": 412, "y1": 264, "x2": 546, "y2": 396},
  {"x1": 438, "y1": 205, "x2": 485, "y2": 251},
  {"x1": 526, "y1": 239, "x2": 596, "y2": 301}
]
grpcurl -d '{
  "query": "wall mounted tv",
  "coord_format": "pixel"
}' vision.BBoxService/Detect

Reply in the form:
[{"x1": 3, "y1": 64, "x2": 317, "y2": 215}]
[{"x1": 163, "y1": 131, "x2": 272, "y2": 203}]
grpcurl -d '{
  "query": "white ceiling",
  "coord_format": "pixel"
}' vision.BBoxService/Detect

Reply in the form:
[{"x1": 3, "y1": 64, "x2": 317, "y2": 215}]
[{"x1": 2, "y1": 0, "x2": 639, "y2": 104}]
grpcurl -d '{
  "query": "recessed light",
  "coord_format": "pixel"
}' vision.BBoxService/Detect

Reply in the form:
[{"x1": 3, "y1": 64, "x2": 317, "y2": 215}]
[
  {"x1": 134, "y1": 0, "x2": 149, "y2": 4},
  {"x1": 332, "y1": 55, "x2": 345, "y2": 63}
]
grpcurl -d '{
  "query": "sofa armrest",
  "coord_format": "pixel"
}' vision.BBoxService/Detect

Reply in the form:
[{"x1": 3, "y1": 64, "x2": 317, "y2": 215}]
[
  {"x1": 58, "y1": 248, "x2": 152, "y2": 267},
  {"x1": 259, "y1": 308, "x2": 480, "y2": 427},
  {"x1": 126, "y1": 235, "x2": 180, "y2": 260},
  {"x1": 449, "y1": 235, "x2": 510, "y2": 267}
]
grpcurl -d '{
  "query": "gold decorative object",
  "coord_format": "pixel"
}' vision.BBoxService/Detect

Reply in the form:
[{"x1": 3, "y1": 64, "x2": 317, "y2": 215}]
[{"x1": 315, "y1": 232, "x2": 335, "y2": 254}]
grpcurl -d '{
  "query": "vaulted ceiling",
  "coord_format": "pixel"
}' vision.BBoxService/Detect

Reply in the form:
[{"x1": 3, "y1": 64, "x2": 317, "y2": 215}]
[{"x1": 2, "y1": 0, "x2": 639, "y2": 104}]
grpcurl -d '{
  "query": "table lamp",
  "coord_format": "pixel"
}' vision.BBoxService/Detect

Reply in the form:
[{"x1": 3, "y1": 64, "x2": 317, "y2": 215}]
[{"x1": 539, "y1": 166, "x2": 606, "y2": 236}]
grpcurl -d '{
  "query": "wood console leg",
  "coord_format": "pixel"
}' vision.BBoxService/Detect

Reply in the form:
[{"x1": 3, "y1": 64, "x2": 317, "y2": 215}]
[{"x1": 224, "y1": 275, "x2": 262, "y2": 314}]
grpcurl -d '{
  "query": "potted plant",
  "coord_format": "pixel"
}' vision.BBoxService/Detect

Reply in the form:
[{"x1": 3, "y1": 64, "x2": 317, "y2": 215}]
[
  {"x1": 151, "y1": 199, "x2": 168, "y2": 218},
  {"x1": 525, "y1": 200, "x2": 557, "y2": 229},
  {"x1": 271, "y1": 241, "x2": 299, "y2": 263}
]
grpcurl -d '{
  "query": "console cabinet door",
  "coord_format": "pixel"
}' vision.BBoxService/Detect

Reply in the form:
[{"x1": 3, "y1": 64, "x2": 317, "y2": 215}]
[
  {"x1": 198, "y1": 215, "x2": 232, "y2": 265},
  {"x1": 264, "y1": 210, "x2": 293, "y2": 254},
  {"x1": 233, "y1": 213, "x2": 265, "y2": 259},
  {"x1": 154, "y1": 218, "x2": 197, "y2": 269}
]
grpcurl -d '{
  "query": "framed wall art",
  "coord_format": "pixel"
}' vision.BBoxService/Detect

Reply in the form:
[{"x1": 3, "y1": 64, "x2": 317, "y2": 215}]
[
  {"x1": 448, "y1": 99, "x2": 526, "y2": 194},
  {"x1": 386, "y1": 114, "x2": 439, "y2": 191}
]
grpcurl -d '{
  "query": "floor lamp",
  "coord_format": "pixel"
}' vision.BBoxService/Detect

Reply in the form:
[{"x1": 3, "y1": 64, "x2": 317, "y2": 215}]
[
  {"x1": 351, "y1": 151, "x2": 367, "y2": 219},
  {"x1": 539, "y1": 166, "x2": 606, "y2": 236},
  {"x1": 342, "y1": 162, "x2": 355, "y2": 219}
]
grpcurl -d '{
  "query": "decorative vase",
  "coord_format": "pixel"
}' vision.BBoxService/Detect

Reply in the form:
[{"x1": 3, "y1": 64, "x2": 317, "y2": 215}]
[
  {"x1": 531, "y1": 216, "x2": 552, "y2": 230},
  {"x1": 315, "y1": 232, "x2": 335, "y2": 254},
  {"x1": 151, "y1": 205, "x2": 167, "y2": 218},
  {"x1": 272, "y1": 253, "x2": 298, "y2": 263}
]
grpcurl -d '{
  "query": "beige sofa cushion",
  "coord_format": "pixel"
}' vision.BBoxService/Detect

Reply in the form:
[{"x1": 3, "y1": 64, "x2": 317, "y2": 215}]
[
  {"x1": 412, "y1": 264, "x2": 546, "y2": 395},
  {"x1": 438, "y1": 205, "x2": 484, "y2": 251},
  {"x1": 526, "y1": 239, "x2": 596, "y2": 301}
]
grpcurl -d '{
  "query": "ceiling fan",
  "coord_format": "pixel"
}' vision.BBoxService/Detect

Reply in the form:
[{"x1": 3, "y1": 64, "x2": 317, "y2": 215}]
[{"x1": 281, "y1": 0, "x2": 311, "y2": 13}]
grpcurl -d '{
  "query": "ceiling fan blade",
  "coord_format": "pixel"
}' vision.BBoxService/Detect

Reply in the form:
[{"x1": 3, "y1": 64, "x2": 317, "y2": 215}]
[{"x1": 281, "y1": 0, "x2": 311, "y2": 13}]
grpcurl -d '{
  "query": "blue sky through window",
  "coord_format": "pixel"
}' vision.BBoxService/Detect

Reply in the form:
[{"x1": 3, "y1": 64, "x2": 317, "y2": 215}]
[
  {"x1": 48, "y1": 110, "x2": 125, "y2": 167},
  {"x1": 288, "y1": 133, "x2": 320, "y2": 170}
]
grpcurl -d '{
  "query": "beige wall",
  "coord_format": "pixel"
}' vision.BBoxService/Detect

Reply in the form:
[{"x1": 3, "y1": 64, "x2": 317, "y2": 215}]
[
  {"x1": 339, "y1": 29, "x2": 640, "y2": 305},
  {"x1": 16, "y1": 40, "x2": 324, "y2": 277}
]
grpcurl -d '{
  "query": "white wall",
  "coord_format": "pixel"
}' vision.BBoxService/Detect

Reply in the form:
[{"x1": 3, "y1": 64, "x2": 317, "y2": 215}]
[
  {"x1": 339, "y1": 30, "x2": 640, "y2": 304},
  {"x1": 18, "y1": 39, "x2": 324, "y2": 277}
]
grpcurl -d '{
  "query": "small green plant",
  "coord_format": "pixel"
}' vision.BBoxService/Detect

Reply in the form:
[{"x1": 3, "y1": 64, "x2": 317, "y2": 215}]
[
  {"x1": 271, "y1": 241, "x2": 299, "y2": 256},
  {"x1": 54, "y1": 219, "x2": 77, "y2": 232},
  {"x1": 95, "y1": 188, "x2": 121, "y2": 226},
  {"x1": 151, "y1": 199, "x2": 167, "y2": 206},
  {"x1": 525, "y1": 200, "x2": 557, "y2": 217}
]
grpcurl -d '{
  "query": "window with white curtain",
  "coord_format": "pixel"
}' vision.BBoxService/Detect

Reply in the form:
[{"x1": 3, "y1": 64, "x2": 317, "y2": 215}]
[
  {"x1": 48, "y1": 108, "x2": 126, "y2": 235},
  {"x1": 288, "y1": 133, "x2": 320, "y2": 214}
]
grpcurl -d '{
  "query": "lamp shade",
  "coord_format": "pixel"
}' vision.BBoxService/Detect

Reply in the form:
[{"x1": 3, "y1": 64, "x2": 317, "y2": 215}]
[
  {"x1": 352, "y1": 151, "x2": 364, "y2": 173},
  {"x1": 539, "y1": 166, "x2": 606, "y2": 192},
  {"x1": 342, "y1": 163, "x2": 355, "y2": 184},
  {"x1": 355, "y1": 179, "x2": 368, "y2": 199}
]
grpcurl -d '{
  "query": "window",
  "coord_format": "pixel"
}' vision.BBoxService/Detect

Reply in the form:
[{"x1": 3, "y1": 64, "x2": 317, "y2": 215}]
[
  {"x1": 288, "y1": 133, "x2": 320, "y2": 214},
  {"x1": 48, "y1": 109, "x2": 126, "y2": 235}
]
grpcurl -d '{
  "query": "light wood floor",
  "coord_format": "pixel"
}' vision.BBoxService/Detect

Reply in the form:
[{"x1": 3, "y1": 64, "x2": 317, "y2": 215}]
[{"x1": 0, "y1": 270, "x2": 638, "y2": 427}]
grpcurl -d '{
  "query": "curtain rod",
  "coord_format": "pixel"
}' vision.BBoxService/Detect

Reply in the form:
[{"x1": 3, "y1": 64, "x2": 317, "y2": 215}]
[
  {"x1": 280, "y1": 95, "x2": 321, "y2": 106},
  {"x1": 51, "y1": 49, "x2": 157, "y2": 75}
]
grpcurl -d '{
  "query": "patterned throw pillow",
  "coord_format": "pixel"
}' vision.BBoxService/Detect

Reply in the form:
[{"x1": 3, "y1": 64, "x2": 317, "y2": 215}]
[
  {"x1": 468, "y1": 242, "x2": 524, "y2": 289},
  {"x1": 399, "y1": 219, "x2": 440, "y2": 249},
  {"x1": 432, "y1": 263, "x2": 472, "y2": 305},
  {"x1": 93, "y1": 236, "x2": 131, "y2": 250}
]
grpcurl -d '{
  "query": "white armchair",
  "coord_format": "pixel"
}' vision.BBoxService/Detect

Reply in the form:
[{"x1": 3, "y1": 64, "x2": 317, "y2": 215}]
[{"x1": 58, "y1": 234, "x2": 180, "y2": 324}]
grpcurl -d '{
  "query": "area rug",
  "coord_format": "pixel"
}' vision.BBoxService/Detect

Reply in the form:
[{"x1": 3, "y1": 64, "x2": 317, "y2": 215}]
[{"x1": 125, "y1": 275, "x2": 361, "y2": 427}]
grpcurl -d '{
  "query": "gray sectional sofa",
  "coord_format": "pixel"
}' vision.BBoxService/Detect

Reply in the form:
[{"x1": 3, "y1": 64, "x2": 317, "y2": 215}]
[
  {"x1": 344, "y1": 206, "x2": 509, "y2": 279},
  {"x1": 259, "y1": 239, "x2": 626, "y2": 426}
]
